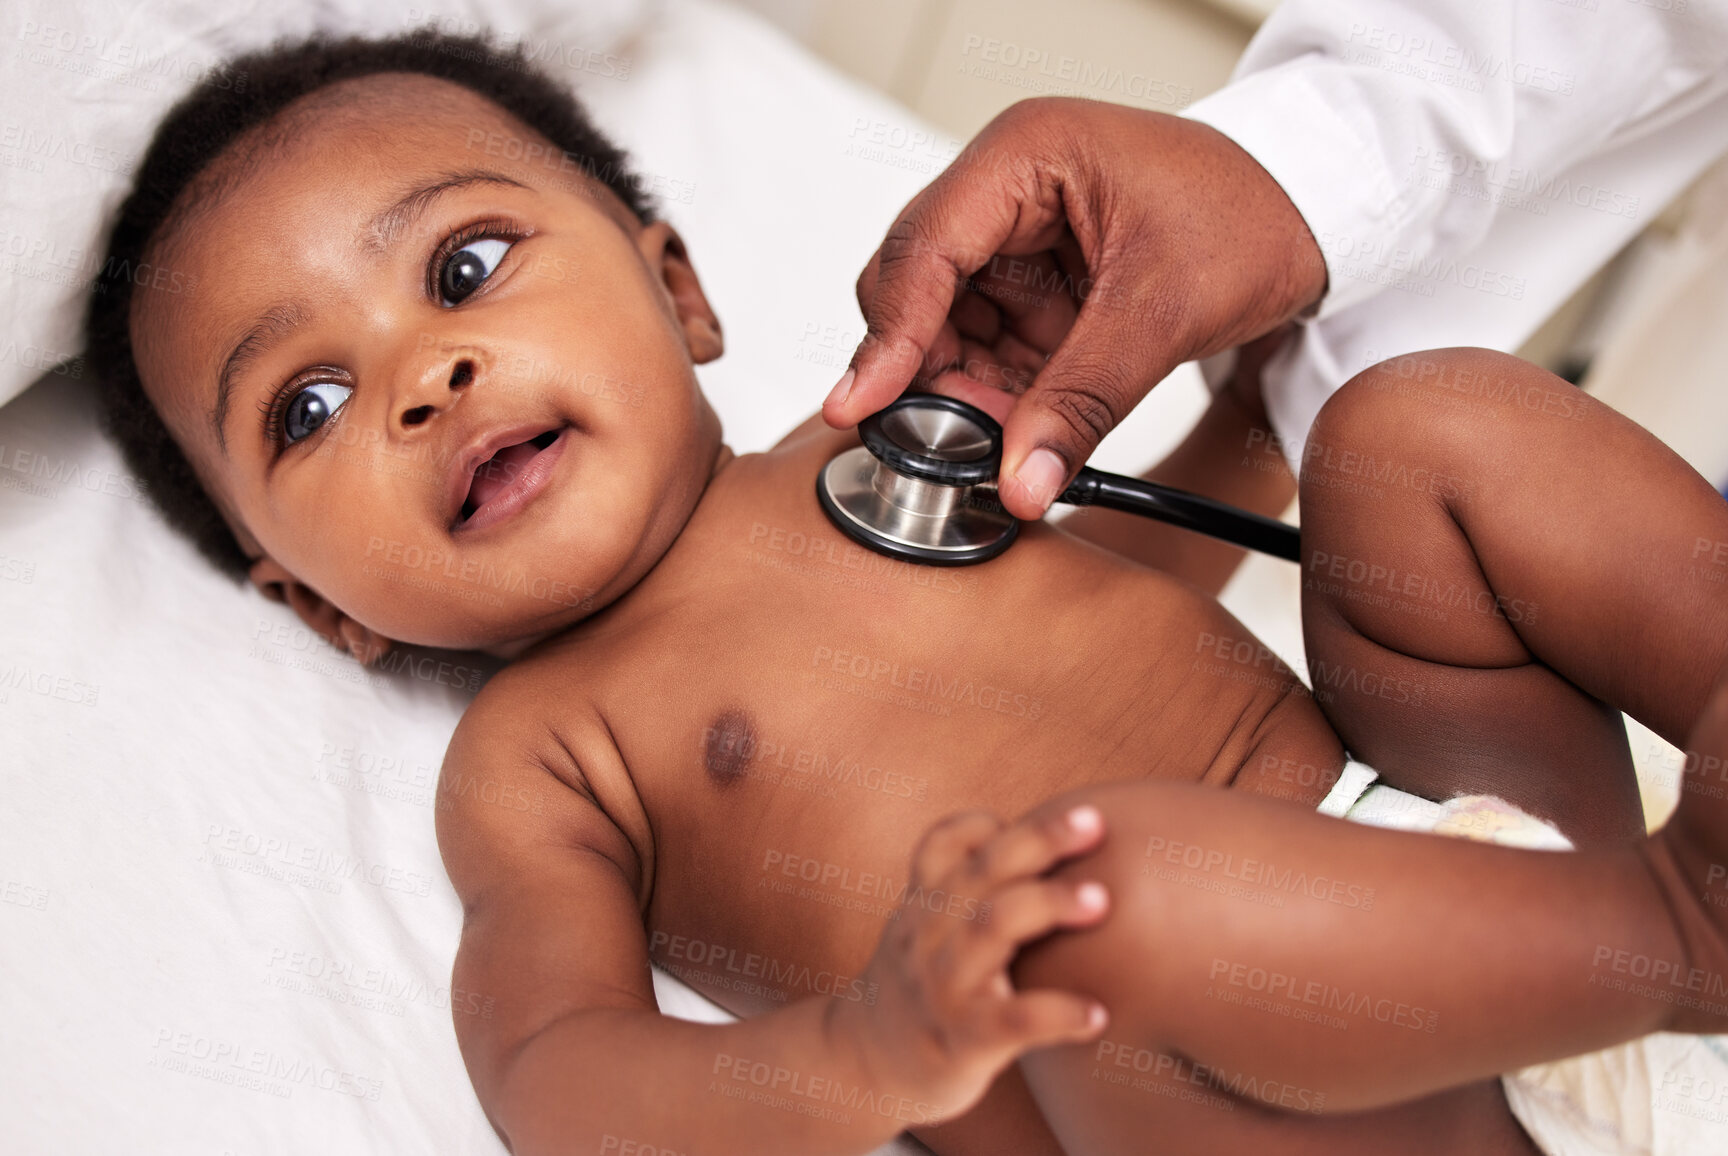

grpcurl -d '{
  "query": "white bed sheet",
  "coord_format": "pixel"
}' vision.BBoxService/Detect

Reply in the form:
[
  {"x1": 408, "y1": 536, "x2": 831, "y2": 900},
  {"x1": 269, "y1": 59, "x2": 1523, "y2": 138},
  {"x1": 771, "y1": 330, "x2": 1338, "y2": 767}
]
[{"x1": 0, "y1": 1, "x2": 1221, "y2": 1153}]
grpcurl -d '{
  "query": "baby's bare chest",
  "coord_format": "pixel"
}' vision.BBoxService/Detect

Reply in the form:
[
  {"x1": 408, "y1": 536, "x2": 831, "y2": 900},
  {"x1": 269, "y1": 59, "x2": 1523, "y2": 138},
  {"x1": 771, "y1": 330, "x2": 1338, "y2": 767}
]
[{"x1": 559, "y1": 513, "x2": 1303, "y2": 1013}]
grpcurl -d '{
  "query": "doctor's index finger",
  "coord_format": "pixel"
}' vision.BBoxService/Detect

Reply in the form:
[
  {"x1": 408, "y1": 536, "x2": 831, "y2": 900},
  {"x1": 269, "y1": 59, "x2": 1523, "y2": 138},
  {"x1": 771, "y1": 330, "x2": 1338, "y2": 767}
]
[{"x1": 824, "y1": 160, "x2": 1038, "y2": 428}]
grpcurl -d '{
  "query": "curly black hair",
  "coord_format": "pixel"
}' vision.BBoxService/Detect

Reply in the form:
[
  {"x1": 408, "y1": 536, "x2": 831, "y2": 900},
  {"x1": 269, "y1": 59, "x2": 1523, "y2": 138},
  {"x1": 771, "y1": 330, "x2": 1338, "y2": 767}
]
[{"x1": 83, "y1": 29, "x2": 654, "y2": 580}]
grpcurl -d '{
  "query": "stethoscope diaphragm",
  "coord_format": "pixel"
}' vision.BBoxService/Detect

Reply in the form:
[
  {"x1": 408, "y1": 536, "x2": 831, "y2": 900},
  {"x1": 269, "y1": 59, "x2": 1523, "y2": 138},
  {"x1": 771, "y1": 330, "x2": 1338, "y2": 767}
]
[{"x1": 815, "y1": 395, "x2": 1018, "y2": 565}]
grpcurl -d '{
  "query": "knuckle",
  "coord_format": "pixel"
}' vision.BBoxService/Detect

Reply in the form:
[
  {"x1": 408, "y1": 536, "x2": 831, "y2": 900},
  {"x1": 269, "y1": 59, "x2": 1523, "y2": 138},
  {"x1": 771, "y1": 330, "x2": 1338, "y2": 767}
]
[
  {"x1": 997, "y1": 998, "x2": 1035, "y2": 1036},
  {"x1": 878, "y1": 213, "x2": 947, "y2": 273},
  {"x1": 1039, "y1": 382, "x2": 1121, "y2": 450},
  {"x1": 1037, "y1": 807, "x2": 1074, "y2": 843},
  {"x1": 910, "y1": 839, "x2": 945, "y2": 883},
  {"x1": 935, "y1": 808, "x2": 993, "y2": 840},
  {"x1": 992, "y1": 97, "x2": 1061, "y2": 139},
  {"x1": 1047, "y1": 879, "x2": 1082, "y2": 917},
  {"x1": 854, "y1": 263, "x2": 876, "y2": 309},
  {"x1": 1135, "y1": 276, "x2": 1196, "y2": 335},
  {"x1": 963, "y1": 896, "x2": 1002, "y2": 940},
  {"x1": 966, "y1": 838, "x2": 1003, "y2": 879},
  {"x1": 931, "y1": 1018, "x2": 966, "y2": 1062},
  {"x1": 991, "y1": 98, "x2": 1040, "y2": 130},
  {"x1": 927, "y1": 938, "x2": 962, "y2": 987},
  {"x1": 912, "y1": 810, "x2": 999, "y2": 884}
]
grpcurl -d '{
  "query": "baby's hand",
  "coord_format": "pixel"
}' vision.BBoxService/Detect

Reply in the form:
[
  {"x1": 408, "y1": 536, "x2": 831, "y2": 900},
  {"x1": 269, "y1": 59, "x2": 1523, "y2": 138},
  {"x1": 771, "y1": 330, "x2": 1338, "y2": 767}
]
[{"x1": 828, "y1": 804, "x2": 1110, "y2": 1124}]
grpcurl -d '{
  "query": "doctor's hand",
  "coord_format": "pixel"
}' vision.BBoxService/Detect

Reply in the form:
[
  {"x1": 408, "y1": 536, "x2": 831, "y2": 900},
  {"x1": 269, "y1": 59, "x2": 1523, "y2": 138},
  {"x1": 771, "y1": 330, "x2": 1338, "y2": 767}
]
[{"x1": 823, "y1": 97, "x2": 1326, "y2": 520}]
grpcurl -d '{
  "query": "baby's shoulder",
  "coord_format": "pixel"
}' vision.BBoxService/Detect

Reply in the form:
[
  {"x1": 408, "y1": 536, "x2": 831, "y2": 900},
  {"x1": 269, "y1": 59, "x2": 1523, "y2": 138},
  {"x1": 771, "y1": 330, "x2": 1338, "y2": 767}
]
[
  {"x1": 437, "y1": 645, "x2": 656, "y2": 915},
  {"x1": 446, "y1": 641, "x2": 628, "y2": 806}
]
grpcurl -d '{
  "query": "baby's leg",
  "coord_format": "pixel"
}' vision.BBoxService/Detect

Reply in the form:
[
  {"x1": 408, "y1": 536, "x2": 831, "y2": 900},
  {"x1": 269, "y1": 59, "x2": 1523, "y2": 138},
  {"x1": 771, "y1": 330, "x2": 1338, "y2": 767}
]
[
  {"x1": 1010, "y1": 671, "x2": 1728, "y2": 1152},
  {"x1": 1298, "y1": 348, "x2": 1728, "y2": 845},
  {"x1": 1003, "y1": 352, "x2": 1728, "y2": 1152},
  {"x1": 1008, "y1": 778, "x2": 1683, "y2": 1155}
]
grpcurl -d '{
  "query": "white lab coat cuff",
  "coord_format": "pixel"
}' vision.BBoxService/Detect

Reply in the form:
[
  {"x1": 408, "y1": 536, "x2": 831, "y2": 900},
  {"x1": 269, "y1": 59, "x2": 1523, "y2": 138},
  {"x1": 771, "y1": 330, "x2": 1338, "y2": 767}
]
[{"x1": 1182, "y1": 65, "x2": 1407, "y2": 322}]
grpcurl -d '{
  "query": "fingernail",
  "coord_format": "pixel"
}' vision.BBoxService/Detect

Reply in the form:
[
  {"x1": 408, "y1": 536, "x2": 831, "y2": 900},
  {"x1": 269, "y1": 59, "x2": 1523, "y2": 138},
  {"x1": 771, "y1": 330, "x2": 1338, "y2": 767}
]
[
  {"x1": 1014, "y1": 448, "x2": 1066, "y2": 511},
  {"x1": 1087, "y1": 1003, "x2": 1108, "y2": 1030},
  {"x1": 1076, "y1": 882, "x2": 1107, "y2": 911},
  {"x1": 825, "y1": 367, "x2": 856, "y2": 409},
  {"x1": 1067, "y1": 805, "x2": 1101, "y2": 836}
]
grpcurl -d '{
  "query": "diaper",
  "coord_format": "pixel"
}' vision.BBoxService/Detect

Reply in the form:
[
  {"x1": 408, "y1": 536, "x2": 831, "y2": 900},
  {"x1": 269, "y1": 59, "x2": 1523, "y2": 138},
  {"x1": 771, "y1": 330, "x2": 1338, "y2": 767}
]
[
  {"x1": 1317, "y1": 760, "x2": 1728, "y2": 1156},
  {"x1": 1316, "y1": 759, "x2": 1574, "y2": 849}
]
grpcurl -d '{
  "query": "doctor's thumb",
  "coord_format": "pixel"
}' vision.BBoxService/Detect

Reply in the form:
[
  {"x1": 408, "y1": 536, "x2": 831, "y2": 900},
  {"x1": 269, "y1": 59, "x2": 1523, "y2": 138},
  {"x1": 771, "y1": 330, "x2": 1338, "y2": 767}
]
[{"x1": 995, "y1": 317, "x2": 1169, "y2": 520}]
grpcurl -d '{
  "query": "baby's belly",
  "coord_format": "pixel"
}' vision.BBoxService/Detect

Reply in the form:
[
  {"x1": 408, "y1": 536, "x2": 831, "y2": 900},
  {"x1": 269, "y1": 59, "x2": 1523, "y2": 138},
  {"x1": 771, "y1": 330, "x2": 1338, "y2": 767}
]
[
  {"x1": 646, "y1": 787, "x2": 985, "y2": 1018},
  {"x1": 632, "y1": 652, "x2": 1340, "y2": 1018},
  {"x1": 646, "y1": 744, "x2": 1174, "y2": 1019}
]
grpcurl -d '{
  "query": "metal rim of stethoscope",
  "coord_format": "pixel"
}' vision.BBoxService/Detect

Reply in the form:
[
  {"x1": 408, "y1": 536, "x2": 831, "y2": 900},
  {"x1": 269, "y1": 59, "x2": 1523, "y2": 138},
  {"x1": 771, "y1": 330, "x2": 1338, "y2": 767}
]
[{"x1": 815, "y1": 393, "x2": 1020, "y2": 566}]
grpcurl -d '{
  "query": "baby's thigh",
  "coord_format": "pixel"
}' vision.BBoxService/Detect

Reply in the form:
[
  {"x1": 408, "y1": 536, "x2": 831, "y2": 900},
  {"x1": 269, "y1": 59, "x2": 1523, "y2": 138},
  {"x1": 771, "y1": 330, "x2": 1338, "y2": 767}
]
[
  {"x1": 1006, "y1": 779, "x2": 1538, "y2": 1155},
  {"x1": 1017, "y1": 1051, "x2": 1531, "y2": 1156}
]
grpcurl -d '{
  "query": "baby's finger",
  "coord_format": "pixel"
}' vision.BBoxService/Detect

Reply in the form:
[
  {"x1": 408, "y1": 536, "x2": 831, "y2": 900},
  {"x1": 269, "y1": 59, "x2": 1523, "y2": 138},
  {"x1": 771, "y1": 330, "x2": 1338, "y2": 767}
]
[
  {"x1": 950, "y1": 879, "x2": 1109, "y2": 994},
  {"x1": 993, "y1": 988, "x2": 1109, "y2": 1055},
  {"x1": 910, "y1": 810, "x2": 1004, "y2": 890},
  {"x1": 957, "y1": 804, "x2": 1105, "y2": 892}
]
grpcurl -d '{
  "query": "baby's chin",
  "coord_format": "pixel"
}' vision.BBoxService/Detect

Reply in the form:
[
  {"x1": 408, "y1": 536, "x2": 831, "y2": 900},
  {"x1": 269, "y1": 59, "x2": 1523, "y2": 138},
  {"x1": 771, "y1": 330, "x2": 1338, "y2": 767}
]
[
  {"x1": 370, "y1": 609, "x2": 578, "y2": 660},
  {"x1": 376, "y1": 549, "x2": 638, "y2": 653},
  {"x1": 476, "y1": 623, "x2": 571, "y2": 660}
]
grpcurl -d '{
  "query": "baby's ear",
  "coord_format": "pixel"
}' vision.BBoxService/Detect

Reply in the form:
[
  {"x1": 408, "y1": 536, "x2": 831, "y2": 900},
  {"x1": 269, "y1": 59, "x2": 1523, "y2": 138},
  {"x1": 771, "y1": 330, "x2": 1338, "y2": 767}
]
[
  {"x1": 640, "y1": 222, "x2": 723, "y2": 364},
  {"x1": 248, "y1": 556, "x2": 395, "y2": 667}
]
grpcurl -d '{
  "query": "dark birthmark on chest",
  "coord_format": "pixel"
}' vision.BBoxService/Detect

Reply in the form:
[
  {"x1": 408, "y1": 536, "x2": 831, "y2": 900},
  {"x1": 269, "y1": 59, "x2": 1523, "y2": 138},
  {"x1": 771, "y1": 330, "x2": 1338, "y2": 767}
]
[{"x1": 703, "y1": 707, "x2": 758, "y2": 786}]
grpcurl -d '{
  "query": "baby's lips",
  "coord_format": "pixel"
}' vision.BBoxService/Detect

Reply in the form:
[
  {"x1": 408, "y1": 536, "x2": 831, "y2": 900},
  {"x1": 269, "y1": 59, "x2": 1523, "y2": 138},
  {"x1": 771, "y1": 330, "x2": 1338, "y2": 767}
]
[
  {"x1": 442, "y1": 418, "x2": 563, "y2": 528},
  {"x1": 464, "y1": 437, "x2": 550, "y2": 515},
  {"x1": 450, "y1": 427, "x2": 570, "y2": 535}
]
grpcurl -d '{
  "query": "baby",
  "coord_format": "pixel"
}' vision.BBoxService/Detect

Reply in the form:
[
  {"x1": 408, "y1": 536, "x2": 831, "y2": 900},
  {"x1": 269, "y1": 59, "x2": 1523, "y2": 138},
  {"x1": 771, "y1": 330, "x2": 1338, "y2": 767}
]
[{"x1": 86, "y1": 30, "x2": 1728, "y2": 1156}]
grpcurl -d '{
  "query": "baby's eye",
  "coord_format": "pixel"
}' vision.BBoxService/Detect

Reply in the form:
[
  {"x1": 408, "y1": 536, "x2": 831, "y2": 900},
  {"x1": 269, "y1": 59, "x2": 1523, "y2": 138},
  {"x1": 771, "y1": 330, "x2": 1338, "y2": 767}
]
[
  {"x1": 439, "y1": 238, "x2": 512, "y2": 306},
  {"x1": 283, "y1": 382, "x2": 353, "y2": 444}
]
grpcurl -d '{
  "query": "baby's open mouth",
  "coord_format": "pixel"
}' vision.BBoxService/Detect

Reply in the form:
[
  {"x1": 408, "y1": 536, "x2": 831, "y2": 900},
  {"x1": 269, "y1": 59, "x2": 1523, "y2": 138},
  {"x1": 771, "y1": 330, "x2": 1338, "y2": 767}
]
[{"x1": 459, "y1": 428, "x2": 563, "y2": 523}]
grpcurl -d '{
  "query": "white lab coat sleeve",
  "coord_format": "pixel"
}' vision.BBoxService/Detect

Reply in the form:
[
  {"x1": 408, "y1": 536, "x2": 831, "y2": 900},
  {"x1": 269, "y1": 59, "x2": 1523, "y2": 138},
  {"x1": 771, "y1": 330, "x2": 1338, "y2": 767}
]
[{"x1": 1182, "y1": 0, "x2": 1728, "y2": 322}]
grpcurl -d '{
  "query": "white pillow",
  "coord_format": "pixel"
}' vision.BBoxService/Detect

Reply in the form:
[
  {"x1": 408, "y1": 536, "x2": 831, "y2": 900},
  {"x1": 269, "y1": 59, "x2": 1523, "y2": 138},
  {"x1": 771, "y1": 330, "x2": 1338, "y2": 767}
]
[{"x1": 0, "y1": 0, "x2": 661, "y2": 410}]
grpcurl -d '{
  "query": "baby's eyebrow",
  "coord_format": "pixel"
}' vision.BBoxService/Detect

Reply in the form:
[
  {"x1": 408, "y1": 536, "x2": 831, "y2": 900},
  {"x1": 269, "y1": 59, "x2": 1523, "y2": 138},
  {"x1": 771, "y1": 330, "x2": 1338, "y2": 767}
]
[
  {"x1": 362, "y1": 169, "x2": 531, "y2": 252},
  {"x1": 212, "y1": 301, "x2": 310, "y2": 454}
]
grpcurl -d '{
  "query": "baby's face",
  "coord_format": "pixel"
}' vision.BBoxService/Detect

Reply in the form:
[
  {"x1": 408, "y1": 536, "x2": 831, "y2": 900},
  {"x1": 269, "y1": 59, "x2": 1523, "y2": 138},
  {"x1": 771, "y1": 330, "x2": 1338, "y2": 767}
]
[{"x1": 131, "y1": 74, "x2": 724, "y2": 652}]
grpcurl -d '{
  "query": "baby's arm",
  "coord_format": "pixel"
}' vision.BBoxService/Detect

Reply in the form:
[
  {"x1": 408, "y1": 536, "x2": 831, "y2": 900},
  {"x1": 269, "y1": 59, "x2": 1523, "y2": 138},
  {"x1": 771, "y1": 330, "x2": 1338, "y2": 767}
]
[{"x1": 436, "y1": 677, "x2": 1108, "y2": 1156}]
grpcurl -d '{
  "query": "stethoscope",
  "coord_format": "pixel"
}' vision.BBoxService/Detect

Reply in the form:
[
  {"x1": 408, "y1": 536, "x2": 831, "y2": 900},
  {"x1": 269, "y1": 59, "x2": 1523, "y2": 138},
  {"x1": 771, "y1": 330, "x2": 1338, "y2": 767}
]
[{"x1": 817, "y1": 393, "x2": 1300, "y2": 566}]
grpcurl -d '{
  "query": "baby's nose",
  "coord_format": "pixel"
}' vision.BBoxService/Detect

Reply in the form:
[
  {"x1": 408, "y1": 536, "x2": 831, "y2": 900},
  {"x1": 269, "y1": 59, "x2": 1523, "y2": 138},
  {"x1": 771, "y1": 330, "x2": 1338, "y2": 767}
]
[{"x1": 402, "y1": 357, "x2": 477, "y2": 428}]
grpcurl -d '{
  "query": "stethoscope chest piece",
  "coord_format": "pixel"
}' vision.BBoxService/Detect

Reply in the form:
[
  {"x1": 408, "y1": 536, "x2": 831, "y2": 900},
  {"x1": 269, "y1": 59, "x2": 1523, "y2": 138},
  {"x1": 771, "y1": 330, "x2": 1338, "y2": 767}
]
[
  {"x1": 816, "y1": 395, "x2": 1018, "y2": 565},
  {"x1": 817, "y1": 390, "x2": 1303, "y2": 568}
]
